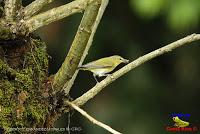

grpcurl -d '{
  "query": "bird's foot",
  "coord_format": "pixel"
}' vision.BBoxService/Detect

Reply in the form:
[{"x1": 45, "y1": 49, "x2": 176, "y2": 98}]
[{"x1": 105, "y1": 74, "x2": 114, "y2": 79}]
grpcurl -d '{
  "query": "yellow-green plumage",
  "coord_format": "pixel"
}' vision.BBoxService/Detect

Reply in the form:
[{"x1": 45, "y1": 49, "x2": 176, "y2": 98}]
[{"x1": 78, "y1": 55, "x2": 129, "y2": 82}]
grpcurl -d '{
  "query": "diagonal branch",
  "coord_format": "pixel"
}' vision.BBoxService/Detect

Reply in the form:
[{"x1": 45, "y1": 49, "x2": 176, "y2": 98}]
[
  {"x1": 22, "y1": 0, "x2": 55, "y2": 18},
  {"x1": 73, "y1": 33, "x2": 200, "y2": 106},
  {"x1": 64, "y1": 0, "x2": 109, "y2": 95},
  {"x1": 66, "y1": 101, "x2": 122, "y2": 134},
  {"x1": 4, "y1": 0, "x2": 22, "y2": 21},
  {"x1": 52, "y1": 0, "x2": 102, "y2": 91},
  {"x1": 23, "y1": 0, "x2": 95, "y2": 32}
]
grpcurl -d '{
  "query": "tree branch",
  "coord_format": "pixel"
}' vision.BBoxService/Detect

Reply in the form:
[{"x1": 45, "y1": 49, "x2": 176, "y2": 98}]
[
  {"x1": 52, "y1": 0, "x2": 102, "y2": 91},
  {"x1": 23, "y1": 0, "x2": 95, "y2": 32},
  {"x1": 22, "y1": 0, "x2": 54, "y2": 19},
  {"x1": 4, "y1": 0, "x2": 21, "y2": 21},
  {"x1": 64, "y1": 0, "x2": 109, "y2": 95},
  {"x1": 66, "y1": 101, "x2": 122, "y2": 134},
  {"x1": 73, "y1": 33, "x2": 200, "y2": 106}
]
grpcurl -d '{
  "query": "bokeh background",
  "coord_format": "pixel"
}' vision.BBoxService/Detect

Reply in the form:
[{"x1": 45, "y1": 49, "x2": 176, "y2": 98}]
[{"x1": 24, "y1": 0, "x2": 200, "y2": 133}]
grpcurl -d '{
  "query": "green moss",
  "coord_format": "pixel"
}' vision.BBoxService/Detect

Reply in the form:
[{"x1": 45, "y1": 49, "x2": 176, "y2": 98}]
[
  {"x1": 26, "y1": 103, "x2": 48, "y2": 124},
  {"x1": 0, "y1": 81, "x2": 15, "y2": 103},
  {"x1": 0, "y1": 89, "x2": 2, "y2": 98},
  {"x1": 0, "y1": 36, "x2": 50, "y2": 130},
  {"x1": 0, "y1": 106, "x2": 13, "y2": 128},
  {"x1": 0, "y1": 60, "x2": 8, "y2": 78},
  {"x1": 15, "y1": 73, "x2": 33, "y2": 90}
]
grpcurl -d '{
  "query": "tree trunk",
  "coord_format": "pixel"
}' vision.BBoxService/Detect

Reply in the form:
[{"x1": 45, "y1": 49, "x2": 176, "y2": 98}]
[{"x1": 0, "y1": 2, "x2": 60, "y2": 133}]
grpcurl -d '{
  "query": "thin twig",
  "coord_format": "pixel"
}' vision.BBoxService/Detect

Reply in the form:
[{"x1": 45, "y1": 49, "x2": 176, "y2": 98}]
[
  {"x1": 4, "y1": 0, "x2": 21, "y2": 21},
  {"x1": 23, "y1": 0, "x2": 94, "y2": 32},
  {"x1": 67, "y1": 112, "x2": 70, "y2": 134},
  {"x1": 73, "y1": 33, "x2": 200, "y2": 106},
  {"x1": 53, "y1": 0, "x2": 101, "y2": 91},
  {"x1": 64, "y1": 0, "x2": 109, "y2": 94},
  {"x1": 66, "y1": 101, "x2": 122, "y2": 134},
  {"x1": 23, "y1": 0, "x2": 54, "y2": 18}
]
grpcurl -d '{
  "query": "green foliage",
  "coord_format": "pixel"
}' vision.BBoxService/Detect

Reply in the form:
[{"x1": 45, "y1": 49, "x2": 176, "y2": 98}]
[
  {"x1": 129, "y1": 0, "x2": 200, "y2": 31},
  {"x1": 130, "y1": 0, "x2": 166, "y2": 18}
]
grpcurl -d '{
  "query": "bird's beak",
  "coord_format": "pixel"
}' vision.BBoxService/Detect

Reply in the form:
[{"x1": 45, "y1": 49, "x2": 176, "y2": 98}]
[{"x1": 122, "y1": 58, "x2": 129, "y2": 63}]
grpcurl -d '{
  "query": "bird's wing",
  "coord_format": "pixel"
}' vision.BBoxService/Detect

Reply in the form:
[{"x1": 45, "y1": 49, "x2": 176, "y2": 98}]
[
  {"x1": 80, "y1": 59, "x2": 113, "y2": 69},
  {"x1": 80, "y1": 63, "x2": 112, "y2": 69}
]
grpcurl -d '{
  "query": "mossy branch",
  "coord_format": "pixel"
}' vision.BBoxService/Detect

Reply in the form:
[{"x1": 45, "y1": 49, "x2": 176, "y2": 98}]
[
  {"x1": 23, "y1": 0, "x2": 95, "y2": 32},
  {"x1": 23, "y1": 0, "x2": 55, "y2": 18},
  {"x1": 64, "y1": 0, "x2": 109, "y2": 94},
  {"x1": 0, "y1": 59, "x2": 17, "y2": 77},
  {"x1": 53, "y1": 0, "x2": 102, "y2": 91},
  {"x1": 73, "y1": 34, "x2": 200, "y2": 106},
  {"x1": 4, "y1": 0, "x2": 21, "y2": 21}
]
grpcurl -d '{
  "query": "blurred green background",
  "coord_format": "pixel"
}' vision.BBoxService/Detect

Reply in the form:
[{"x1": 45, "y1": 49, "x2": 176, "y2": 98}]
[{"x1": 24, "y1": 0, "x2": 200, "y2": 133}]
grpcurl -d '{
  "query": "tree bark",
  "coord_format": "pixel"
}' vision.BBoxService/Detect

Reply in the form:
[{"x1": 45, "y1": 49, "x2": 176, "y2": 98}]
[{"x1": 0, "y1": 2, "x2": 55, "y2": 133}]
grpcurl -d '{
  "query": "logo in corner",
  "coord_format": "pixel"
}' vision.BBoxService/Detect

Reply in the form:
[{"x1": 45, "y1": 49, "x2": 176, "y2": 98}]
[
  {"x1": 165, "y1": 113, "x2": 198, "y2": 132},
  {"x1": 173, "y1": 116, "x2": 189, "y2": 127}
]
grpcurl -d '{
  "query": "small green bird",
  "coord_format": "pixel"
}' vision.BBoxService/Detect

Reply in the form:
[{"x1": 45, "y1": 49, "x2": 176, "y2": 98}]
[{"x1": 78, "y1": 55, "x2": 129, "y2": 82}]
